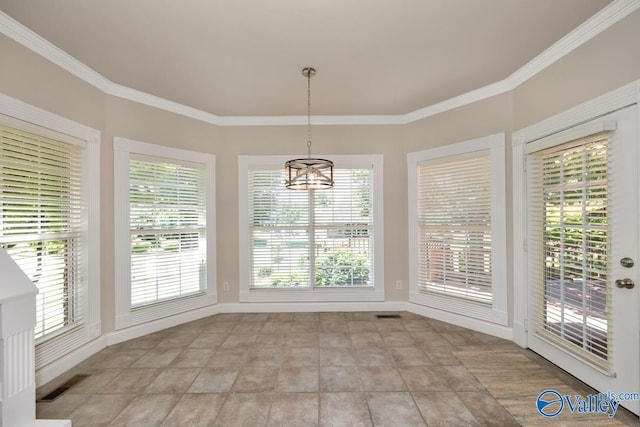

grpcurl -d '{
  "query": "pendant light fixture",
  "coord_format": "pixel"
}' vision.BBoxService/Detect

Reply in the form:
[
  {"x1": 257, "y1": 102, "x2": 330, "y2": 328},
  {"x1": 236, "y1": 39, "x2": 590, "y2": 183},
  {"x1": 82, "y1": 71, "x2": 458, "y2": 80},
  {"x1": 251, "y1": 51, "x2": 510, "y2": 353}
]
[{"x1": 285, "y1": 67, "x2": 334, "y2": 190}]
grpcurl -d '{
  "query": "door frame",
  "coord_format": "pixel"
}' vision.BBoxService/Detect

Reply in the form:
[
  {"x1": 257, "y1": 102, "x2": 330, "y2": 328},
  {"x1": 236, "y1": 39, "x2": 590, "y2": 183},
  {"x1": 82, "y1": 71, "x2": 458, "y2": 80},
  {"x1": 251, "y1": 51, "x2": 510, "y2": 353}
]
[{"x1": 512, "y1": 80, "x2": 640, "y2": 412}]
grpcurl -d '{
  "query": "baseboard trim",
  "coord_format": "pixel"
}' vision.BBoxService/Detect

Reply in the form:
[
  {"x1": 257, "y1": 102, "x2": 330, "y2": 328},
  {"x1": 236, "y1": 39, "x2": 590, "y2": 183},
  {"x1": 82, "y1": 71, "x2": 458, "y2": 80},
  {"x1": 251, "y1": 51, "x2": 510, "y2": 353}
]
[
  {"x1": 35, "y1": 335, "x2": 106, "y2": 387},
  {"x1": 217, "y1": 301, "x2": 408, "y2": 313},
  {"x1": 407, "y1": 302, "x2": 513, "y2": 340}
]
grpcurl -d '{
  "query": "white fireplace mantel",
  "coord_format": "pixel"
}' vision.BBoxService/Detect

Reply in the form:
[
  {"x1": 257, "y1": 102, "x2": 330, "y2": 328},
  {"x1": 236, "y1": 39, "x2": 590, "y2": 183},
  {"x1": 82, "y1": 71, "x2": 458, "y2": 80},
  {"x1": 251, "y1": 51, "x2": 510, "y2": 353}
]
[{"x1": 0, "y1": 248, "x2": 70, "y2": 427}]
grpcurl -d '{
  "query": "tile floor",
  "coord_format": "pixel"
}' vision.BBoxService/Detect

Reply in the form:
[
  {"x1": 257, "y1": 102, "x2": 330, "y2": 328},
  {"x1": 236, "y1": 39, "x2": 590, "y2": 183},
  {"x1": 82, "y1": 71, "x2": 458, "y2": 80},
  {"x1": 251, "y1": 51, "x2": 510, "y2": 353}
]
[{"x1": 36, "y1": 311, "x2": 639, "y2": 426}]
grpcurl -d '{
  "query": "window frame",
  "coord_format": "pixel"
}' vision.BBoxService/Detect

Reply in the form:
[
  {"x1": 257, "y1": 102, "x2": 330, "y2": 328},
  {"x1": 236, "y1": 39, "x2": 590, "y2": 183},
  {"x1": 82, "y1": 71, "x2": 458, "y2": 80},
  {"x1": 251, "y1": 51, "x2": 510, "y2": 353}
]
[
  {"x1": 114, "y1": 137, "x2": 216, "y2": 330},
  {"x1": 408, "y1": 133, "x2": 507, "y2": 325},
  {"x1": 0, "y1": 93, "x2": 101, "y2": 372},
  {"x1": 238, "y1": 154, "x2": 384, "y2": 303}
]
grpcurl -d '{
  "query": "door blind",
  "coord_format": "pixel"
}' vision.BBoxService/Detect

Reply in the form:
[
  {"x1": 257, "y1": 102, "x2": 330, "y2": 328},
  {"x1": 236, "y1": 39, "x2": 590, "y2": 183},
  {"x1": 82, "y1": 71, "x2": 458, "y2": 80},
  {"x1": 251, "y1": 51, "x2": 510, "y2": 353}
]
[
  {"x1": 0, "y1": 124, "x2": 85, "y2": 341},
  {"x1": 527, "y1": 134, "x2": 610, "y2": 368},
  {"x1": 417, "y1": 153, "x2": 492, "y2": 304},
  {"x1": 129, "y1": 156, "x2": 207, "y2": 307}
]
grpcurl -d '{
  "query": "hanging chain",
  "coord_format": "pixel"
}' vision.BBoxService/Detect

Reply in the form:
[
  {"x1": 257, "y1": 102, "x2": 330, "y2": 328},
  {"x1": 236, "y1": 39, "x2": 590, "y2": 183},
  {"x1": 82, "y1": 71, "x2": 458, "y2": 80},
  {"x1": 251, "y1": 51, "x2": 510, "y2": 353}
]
[{"x1": 306, "y1": 70, "x2": 312, "y2": 159}]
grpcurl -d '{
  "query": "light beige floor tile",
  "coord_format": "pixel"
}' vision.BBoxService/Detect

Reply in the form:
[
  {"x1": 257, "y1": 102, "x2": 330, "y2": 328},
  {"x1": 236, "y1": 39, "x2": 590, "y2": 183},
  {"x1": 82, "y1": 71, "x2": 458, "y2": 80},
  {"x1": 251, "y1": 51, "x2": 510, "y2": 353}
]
[
  {"x1": 267, "y1": 312, "x2": 294, "y2": 321},
  {"x1": 358, "y1": 366, "x2": 407, "y2": 391},
  {"x1": 233, "y1": 321, "x2": 264, "y2": 333},
  {"x1": 110, "y1": 393, "x2": 180, "y2": 426},
  {"x1": 399, "y1": 366, "x2": 452, "y2": 391},
  {"x1": 441, "y1": 365, "x2": 485, "y2": 391},
  {"x1": 294, "y1": 312, "x2": 320, "y2": 321},
  {"x1": 204, "y1": 321, "x2": 237, "y2": 333},
  {"x1": 212, "y1": 393, "x2": 272, "y2": 427},
  {"x1": 374, "y1": 319, "x2": 408, "y2": 332},
  {"x1": 256, "y1": 333, "x2": 288, "y2": 347},
  {"x1": 319, "y1": 332, "x2": 351, "y2": 348},
  {"x1": 145, "y1": 367, "x2": 200, "y2": 393},
  {"x1": 283, "y1": 347, "x2": 319, "y2": 366},
  {"x1": 366, "y1": 392, "x2": 426, "y2": 426},
  {"x1": 67, "y1": 393, "x2": 133, "y2": 426},
  {"x1": 247, "y1": 347, "x2": 285, "y2": 367},
  {"x1": 100, "y1": 368, "x2": 160, "y2": 393},
  {"x1": 93, "y1": 349, "x2": 147, "y2": 369},
  {"x1": 350, "y1": 332, "x2": 385, "y2": 348},
  {"x1": 319, "y1": 321, "x2": 348, "y2": 333},
  {"x1": 66, "y1": 369, "x2": 123, "y2": 394},
  {"x1": 276, "y1": 366, "x2": 319, "y2": 392},
  {"x1": 261, "y1": 321, "x2": 292, "y2": 334},
  {"x1": 131, "y1": 348, "x2": 182, "y2": 368},
  {"x1": 388, "y1": 347, "x2": 432, "y2": 366},
  {"x1": 286, "y1": 332, "x2": 319, "y2": 347},
  {"x1": 320, "y1": 348, "x2": 357, "y2": 366},
  {"x1": 189, "y1": 333, "x2": 228, "y2": 349},
  {"x1": 232, "y1": 367, "x2": 279, "y2": 392},
  {"x1": 189, "y1": 367, "x2": 239, "y2": 393},
  {"x1": 207, "y1": 347, "x2": 250, "y2": 367},
  {"x1": 320, "y1": 392, "x2": 372, "y2": 427},
  {"x1": 354, "y1": 347, "x2": 394, "y2": 366},
  {"x1": 36, "y1": 393, "x2": 89, "y2": 419},
  {"x1": 425, "y1": 348, "x2": 462, "y2": 366},
  {"x1": 380, "y1": 331, "x2": 416, "y2": 346},
  {"x1": 291, "y1": 320, "x2": 319, "y2": 332},
  {"x1": 412, "y1": 391, "x2": 480, "y2": 427},
  {"x1": 267, "y1": 393, "x2": 319, "y2": 427},
  {"x1": 457, "y1": 391, "x2": 520, "y2": 427},
  {"x1": 242, "y1": 313, "x2": 269, "y2": 322},
  {"x1": 220, "y1": 333, "x2": 258, "y2": 349},
  {"x1": 347, "y1": 320, "x2": 378, "y2": 332},
  {"x1": 171, "y1": 348, "x2": 215, "y2": 367},
  {"x1": 38, "y1": 311, "x2": 635, "y2": 427},
  {"x1": 410, "y1": 331, "x2": 451, "y2": 347},
  {"x1": 156, "y1": 331, "x2": 198, "y2": 348},
  {"x1": 162, "y1": 393, "x2": 227, "y2": 426},
  {"x1": 320, "y1": 367, "x2": 362, "y2": 392}
]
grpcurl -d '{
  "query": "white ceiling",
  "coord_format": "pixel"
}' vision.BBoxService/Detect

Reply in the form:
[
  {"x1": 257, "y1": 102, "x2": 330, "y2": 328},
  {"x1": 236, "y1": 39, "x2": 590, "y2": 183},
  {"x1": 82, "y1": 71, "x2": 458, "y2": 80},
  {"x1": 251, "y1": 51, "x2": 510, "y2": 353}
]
[{"x1": 0, "y1": 0, "x2": 614, "y2": 117}]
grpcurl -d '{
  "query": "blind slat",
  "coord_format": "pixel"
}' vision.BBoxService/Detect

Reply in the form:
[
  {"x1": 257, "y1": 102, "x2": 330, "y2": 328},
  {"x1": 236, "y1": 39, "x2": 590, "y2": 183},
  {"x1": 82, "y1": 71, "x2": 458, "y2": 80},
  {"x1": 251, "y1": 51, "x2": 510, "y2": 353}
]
[
  {"x1": 1, "y1": 124, "x2": 85, "y2": 340},
  {"x1": 129, "y1": 158, "x2": 207, "y2": 308},
  {"x1": 416, "y1": 153, "x2": 493, "y2": 304}
]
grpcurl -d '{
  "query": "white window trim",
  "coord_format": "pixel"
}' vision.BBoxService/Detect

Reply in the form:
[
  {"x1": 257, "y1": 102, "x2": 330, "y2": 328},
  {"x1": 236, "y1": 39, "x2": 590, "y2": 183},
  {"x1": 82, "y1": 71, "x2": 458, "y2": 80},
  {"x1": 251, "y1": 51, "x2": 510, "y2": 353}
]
[
  {"x1": 408, "y1": 133, "x2": 508, "y2": 326},
  {"x1": 511, "y1": 79, "x2": 640, "y2": 347},
  {"x1": 238, "y1": 154, "x2": 384, "y2": 303},
  {"x1": 114, "y1": 137, "x2": 216, "y2": 330},
  {"x1": 0, "y1": 92, "x2": 101, "y2": 368}
]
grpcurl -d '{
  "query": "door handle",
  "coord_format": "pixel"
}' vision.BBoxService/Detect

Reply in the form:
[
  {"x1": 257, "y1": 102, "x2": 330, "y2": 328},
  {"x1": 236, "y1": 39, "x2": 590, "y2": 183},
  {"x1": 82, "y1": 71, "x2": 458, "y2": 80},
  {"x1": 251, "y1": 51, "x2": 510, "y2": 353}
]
[{"x1": 615, "y1": 278, "x2": 635, "y2": 289}]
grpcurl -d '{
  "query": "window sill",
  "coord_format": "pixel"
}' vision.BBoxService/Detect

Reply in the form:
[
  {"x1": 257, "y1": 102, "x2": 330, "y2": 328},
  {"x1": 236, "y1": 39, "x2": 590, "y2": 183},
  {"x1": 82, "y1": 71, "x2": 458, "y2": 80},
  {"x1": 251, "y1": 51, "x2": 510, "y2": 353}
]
[{"x1": 240, "y1": 286, "x2": 384, "y2": 303}]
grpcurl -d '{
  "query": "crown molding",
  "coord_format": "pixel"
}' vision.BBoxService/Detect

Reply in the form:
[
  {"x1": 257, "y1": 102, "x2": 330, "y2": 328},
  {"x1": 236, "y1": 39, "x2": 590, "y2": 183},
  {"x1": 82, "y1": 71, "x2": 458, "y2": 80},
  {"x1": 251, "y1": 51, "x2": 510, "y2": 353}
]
[
  {"x1": 505, "y1": 0, "x2": 640, "y2": 88},
  {"x1": 0, "y1": 10, "x2": 112, "y2": 92},
  {"x1": 1, "y1": 0, "x2": 638, "y2": 127}
]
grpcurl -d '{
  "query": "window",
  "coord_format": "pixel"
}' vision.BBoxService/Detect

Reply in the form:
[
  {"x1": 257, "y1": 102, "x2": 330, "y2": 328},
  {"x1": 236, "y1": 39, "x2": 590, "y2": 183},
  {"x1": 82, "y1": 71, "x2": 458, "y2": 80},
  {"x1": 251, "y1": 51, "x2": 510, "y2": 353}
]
[
  {"x1": 239, "y1": 155, "x2": 384, "y2": 302},
  {"x1": 114, "y1": 138, "x2": 215, "y2": 329},
  {"x1": 0, "y1": 94, "x2": 100, "y2": 371},
  {"x1": 408, "y1": 134, "x2": 507, "y2": 325}
]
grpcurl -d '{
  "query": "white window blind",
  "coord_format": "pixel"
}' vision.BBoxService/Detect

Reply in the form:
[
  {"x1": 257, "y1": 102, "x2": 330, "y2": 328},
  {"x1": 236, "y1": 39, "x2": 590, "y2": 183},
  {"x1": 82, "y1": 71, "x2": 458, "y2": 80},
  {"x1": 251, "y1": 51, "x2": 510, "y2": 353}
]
[
  {"x1": 0, "y1": 124, "x2": 85, "y2": 341},
  {"x1": 528, "y1": 134, "x2": 610, "y2": 367},
  {"x1": 248, "y1": 167, "x2": 374, "y2": 288},
  {"x1": 129, "y1": 156, "x2": 207, "y2": 307},
  {"x1": 417, "y1": 153, "x2": 492, "y2": 304},
  {"x1": 314, "y1": 169, "x2": 373, "y2": 287}
]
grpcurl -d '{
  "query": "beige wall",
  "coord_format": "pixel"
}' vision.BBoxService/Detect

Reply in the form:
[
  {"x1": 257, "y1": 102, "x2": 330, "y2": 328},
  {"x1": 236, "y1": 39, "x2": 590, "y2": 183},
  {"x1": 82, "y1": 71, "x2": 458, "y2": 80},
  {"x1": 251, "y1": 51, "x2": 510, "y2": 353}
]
[
  {"x1": 1, "y1": 8, "x2": 640, "y2": 335},
  {"x1": 514, "y1": 9, "x2": 640, "y2": 129}
]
